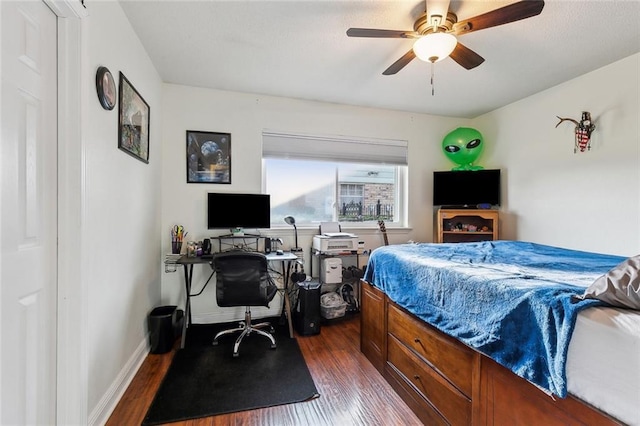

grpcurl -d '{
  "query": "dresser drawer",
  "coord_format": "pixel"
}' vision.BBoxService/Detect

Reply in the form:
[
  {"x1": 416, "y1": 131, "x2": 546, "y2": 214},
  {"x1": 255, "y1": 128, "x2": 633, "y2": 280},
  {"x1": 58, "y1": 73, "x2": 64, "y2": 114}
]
[
  {"x1": 360, "y1": 282, "x2": 386, "y2": 373},
  {"x1": 388, "y1": 334, "x2": 471, "y2": 425},
  {"x1": 387, "y1": 302, "x2": 476, "y2": 397}
]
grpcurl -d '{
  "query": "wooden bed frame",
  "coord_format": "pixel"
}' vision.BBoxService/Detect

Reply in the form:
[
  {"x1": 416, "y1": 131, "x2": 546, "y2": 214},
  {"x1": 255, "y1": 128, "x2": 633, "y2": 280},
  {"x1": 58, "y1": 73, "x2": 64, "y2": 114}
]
[{"x1": 360, "y1": 281, "x2": 622, "y2": 425}]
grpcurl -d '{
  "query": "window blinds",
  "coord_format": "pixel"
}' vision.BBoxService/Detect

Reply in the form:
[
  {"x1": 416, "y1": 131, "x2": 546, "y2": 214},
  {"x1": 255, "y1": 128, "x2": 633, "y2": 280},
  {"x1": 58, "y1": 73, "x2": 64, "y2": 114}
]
[{"x1": 262, "y1": 131, "x2": 408, "y2": 165}]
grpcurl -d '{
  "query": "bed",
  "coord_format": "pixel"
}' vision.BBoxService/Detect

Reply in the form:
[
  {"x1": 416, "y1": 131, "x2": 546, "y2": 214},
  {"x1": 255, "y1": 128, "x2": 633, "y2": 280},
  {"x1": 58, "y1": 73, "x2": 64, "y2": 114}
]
[{"x1": 361, "y1": 240, "x2": 640, "y2": 425}]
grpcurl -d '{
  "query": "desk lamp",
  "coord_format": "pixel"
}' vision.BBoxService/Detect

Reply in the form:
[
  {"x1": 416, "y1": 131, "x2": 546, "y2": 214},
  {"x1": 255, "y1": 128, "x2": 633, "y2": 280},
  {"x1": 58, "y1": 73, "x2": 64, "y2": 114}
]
[{"x1": 284, "y1": 216, "x2": 302, "y2": 252}]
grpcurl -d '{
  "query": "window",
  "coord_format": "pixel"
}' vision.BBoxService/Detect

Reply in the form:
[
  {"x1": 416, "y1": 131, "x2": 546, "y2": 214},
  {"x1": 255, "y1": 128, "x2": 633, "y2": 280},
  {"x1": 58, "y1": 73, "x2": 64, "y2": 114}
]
[
  {"x1": 263, "y1": 131, "x2": 407, "y2": 227},
  {"x1": 339, "y1": 184, "x2": 364, "y2": 218}
]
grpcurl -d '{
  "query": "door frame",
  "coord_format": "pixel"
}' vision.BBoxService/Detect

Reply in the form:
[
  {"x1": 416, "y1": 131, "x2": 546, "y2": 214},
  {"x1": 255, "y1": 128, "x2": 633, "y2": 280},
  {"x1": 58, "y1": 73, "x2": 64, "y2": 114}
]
[{"x1": 43, "y1": 1, "x2": 88, "y2": 424}]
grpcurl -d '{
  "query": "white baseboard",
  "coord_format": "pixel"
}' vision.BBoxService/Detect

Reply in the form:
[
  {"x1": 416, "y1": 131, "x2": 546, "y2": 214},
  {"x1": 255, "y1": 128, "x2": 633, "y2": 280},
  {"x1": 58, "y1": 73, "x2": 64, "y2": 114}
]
[{"x1": 88, "y1": 337, "x2": 149, "y2": 426}]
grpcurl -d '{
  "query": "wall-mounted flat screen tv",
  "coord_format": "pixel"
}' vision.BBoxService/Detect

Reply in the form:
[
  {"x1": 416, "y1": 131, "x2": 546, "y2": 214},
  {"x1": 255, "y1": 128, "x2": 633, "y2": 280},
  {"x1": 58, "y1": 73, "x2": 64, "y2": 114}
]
[
  {"x1": 207, "y1": 193, "x2": 271, "y2": 230},
  {"x1": 433, "y1": 169, "x2": 501, "y2": 207}
]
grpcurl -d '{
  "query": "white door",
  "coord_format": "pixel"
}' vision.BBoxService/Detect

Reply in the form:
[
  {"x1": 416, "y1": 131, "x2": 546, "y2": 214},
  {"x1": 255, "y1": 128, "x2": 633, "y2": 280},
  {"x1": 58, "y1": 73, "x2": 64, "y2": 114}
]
[{"x1": 1, "y1": 1, "x2": 58, "y2": 424}]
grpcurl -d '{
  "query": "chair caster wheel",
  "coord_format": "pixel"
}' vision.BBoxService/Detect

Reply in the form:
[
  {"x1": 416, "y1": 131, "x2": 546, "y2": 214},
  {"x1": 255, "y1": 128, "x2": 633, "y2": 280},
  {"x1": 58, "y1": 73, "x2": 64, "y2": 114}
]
[
  {"x1": 212, "y1": 341, "x2": 219, "y2": 346},
  {"x1": 233, "y1": 352, "x2": 239, "y2": 358},
  {"x1": 270, "y1": 343, "x2": 276, "y2": 349}
]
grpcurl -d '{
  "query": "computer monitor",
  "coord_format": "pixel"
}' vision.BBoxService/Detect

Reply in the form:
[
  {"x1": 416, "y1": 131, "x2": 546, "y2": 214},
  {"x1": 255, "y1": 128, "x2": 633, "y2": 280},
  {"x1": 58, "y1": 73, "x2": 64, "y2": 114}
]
[{"x1": 207, "y1": 193, "x2": 271, "y2": 232}]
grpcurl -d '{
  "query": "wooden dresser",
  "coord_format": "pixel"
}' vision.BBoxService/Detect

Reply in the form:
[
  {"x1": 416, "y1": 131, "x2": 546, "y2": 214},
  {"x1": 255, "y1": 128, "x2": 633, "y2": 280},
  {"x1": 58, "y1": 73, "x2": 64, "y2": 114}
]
[
  {"x1": 386, "y1": 302, "x2": 479, "y2": 425},
  {"x1": 360, "y1": 281, "x2": 621, "y2": 426}
]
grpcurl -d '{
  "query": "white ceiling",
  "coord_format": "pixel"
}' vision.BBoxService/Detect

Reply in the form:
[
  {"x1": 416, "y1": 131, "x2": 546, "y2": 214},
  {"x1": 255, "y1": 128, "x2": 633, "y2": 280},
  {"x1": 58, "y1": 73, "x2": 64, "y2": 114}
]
[{"x1": 118, "y1": 0, "x2": 640, "y2": 119}]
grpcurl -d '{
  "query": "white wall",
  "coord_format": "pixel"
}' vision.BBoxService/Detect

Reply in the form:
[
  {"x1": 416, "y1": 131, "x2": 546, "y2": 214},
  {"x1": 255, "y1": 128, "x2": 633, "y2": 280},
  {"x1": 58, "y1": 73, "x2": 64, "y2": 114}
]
[
  {"x1": 160, "y1": 85, "x2": 465, "y2": 322},
  {"x1": 83, "y1": 2, "x2": 162, "y2": 422},
  {"x1": 472, "y1": 54, "x2": 639, "y2": 256}
]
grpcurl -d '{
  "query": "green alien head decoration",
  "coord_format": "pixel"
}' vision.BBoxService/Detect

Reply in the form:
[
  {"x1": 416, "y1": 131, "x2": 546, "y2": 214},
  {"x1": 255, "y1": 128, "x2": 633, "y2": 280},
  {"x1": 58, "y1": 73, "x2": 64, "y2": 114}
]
[{"x1": 442, "y1": 127, "x2": 485, "y2": 171}]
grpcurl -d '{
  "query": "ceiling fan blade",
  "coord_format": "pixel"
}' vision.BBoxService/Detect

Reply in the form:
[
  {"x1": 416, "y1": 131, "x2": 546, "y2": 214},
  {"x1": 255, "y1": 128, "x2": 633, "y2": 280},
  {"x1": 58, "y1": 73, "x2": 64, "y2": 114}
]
[
  {"x1": 449, "y1": 42, "x2": 485, "y2": 70},
  {"x1": 346, "y1": 28, "x2": 418, "y2": 39},
  {"x1": 383, "y1": 49, "x2": 417, "y2": 75},
  {"x1": 452, "y1": 0, "x2": 545, "y2": 36}
]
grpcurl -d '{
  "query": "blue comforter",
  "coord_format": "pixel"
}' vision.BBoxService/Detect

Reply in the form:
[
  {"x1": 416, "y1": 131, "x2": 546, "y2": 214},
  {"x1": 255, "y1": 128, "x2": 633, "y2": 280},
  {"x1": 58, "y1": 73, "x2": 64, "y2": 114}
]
[{"x1": 364, "y1": 240, "x2": 625, "y2": 397}]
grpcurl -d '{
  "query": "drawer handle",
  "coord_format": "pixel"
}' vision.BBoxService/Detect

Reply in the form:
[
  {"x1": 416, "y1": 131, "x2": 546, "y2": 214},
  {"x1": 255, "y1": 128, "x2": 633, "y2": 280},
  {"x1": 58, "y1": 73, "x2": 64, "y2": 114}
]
[{"x1": 413, "y1": 374, "x2": 424, "y2": 387}]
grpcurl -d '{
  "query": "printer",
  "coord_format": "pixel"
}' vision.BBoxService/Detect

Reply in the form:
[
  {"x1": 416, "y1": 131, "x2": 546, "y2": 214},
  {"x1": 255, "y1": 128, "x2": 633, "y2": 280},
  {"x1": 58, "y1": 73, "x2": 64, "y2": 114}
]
[{"x1": 312, "y1": 233, "x2": 359, "y2": 254}]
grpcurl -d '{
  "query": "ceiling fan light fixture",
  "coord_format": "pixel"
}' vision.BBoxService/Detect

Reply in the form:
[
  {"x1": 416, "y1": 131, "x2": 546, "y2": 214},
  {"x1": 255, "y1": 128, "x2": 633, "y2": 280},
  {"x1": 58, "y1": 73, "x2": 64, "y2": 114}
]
[{"x1": 413, "y1": 32, "x2": 457, "y2": 63}]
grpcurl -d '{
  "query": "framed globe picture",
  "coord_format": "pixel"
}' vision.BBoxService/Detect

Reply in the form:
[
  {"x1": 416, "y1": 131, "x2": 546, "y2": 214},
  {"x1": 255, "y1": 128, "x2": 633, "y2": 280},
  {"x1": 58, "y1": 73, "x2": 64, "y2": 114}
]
[{"x1": 186, "y1": 130, "x2": 231, "y2": 184}]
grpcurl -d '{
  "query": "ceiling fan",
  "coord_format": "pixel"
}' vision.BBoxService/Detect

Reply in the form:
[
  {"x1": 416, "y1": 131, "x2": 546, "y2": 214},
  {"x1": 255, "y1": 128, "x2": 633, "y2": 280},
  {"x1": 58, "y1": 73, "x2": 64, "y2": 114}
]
[{"x1": 347, "y1": 0, "x2": 545, "y2": 75}]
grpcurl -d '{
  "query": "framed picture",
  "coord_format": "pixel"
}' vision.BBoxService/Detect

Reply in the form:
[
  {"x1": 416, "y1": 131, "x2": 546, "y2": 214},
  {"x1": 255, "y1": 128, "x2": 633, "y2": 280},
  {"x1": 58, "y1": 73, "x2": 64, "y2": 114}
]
[
  {"x1": 186, "y1": 130, "x2": 231, "y2": 184},
  {"x1": 118, "y1": 72, "x2": 150, "y2": 163}
]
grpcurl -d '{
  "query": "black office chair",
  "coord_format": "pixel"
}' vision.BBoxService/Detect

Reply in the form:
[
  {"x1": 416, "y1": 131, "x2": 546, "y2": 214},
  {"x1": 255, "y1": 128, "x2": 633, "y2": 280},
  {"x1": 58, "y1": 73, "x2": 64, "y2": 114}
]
[{"x1": 212, "y1": 251, "x2": 278, "y2": 357}]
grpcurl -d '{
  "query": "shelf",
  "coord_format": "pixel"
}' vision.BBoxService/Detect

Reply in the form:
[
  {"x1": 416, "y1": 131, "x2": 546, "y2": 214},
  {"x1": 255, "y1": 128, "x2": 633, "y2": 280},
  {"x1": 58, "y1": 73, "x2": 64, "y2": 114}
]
[
  {"x1": 442, "y1": 231, "x2": 493, "y2": 235},
  {"x1": 210, "y1": 235, "x2": 261, "y2": 252},
  {"x1": 436, "y1": 208, "x2": 499, "y2": 243},
  {"x1": 309, "y1": 248, "x2": 360, "y2": 278}
]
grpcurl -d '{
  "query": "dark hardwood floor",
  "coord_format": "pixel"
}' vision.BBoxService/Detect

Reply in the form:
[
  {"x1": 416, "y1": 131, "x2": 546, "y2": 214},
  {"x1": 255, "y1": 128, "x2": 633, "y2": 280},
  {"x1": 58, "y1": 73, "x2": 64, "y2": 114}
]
[{"x1": 106, "y1": 314, "x2": 422, "y2": 425}]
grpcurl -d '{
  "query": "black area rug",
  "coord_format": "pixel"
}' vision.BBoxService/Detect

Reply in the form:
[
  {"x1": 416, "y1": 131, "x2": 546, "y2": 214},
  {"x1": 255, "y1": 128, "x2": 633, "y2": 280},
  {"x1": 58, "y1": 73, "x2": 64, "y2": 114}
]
[{"x1": 142, "y1": 319, "x2": 319, "y2": 425}]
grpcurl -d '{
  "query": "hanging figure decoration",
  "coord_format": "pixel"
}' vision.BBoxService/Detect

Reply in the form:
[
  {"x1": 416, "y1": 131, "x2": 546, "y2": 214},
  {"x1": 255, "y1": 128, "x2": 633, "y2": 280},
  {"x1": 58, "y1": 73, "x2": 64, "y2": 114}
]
[{"x1": 555, "y1": 111, "x2": 596, "y2": 153}]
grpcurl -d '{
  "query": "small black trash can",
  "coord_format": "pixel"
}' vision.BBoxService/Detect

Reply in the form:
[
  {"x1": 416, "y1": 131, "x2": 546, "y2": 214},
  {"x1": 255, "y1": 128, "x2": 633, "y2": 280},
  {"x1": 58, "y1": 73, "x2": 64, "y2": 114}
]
[{"x1": 148, "y1": 305, "x2": 177, "y2": 354}]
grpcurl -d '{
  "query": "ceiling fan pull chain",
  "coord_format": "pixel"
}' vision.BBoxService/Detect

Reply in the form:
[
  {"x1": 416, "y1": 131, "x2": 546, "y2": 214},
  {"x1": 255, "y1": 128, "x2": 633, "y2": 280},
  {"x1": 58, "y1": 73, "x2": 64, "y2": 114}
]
[{"x1": 430, "y1": 61, "x2": 435, "y2": 96}]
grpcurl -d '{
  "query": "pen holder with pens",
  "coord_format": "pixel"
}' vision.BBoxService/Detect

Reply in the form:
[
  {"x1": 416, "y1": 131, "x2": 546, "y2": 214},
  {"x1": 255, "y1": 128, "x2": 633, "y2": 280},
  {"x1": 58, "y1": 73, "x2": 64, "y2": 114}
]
[
  {"x1": 171, "y1": 241, "x2": 182, "y2": 254},
  {"x1": 171, "y1": 224, "x2": 187, "y2": 254}
]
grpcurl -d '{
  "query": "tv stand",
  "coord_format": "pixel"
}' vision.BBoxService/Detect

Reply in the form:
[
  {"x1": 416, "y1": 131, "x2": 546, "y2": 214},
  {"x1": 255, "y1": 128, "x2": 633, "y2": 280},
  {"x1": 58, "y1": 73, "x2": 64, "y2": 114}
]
[{"x1": 436, "y1": 208, "x2": 499, "y2": 243}]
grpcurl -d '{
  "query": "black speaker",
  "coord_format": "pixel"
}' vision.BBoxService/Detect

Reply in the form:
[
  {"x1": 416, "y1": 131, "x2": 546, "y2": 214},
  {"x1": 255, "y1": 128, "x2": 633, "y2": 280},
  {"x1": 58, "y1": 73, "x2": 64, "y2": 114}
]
[
  {"x1": 202, "y1": 238, "x2": 211, "y2": 255},
  {"x1": 264, "y1": 237, "x2": 271, "y2": 254},
  {"x1": 294, "y1": 282, "x2": 321, "y2": 336}
]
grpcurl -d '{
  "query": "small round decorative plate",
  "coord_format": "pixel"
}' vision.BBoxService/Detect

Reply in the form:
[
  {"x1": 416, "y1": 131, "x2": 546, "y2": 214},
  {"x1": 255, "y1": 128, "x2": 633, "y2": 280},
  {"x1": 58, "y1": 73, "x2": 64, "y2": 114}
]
[{"x1": 96, "y1": 66, "x2": 116, "y2": 110}]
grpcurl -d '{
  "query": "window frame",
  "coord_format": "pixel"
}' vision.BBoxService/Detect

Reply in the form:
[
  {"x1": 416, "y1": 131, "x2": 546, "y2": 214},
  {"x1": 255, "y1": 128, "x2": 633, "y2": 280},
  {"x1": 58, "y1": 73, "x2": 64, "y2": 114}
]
[{"x1": 262, "y1": 132, "x2": 408, "y2": 229}]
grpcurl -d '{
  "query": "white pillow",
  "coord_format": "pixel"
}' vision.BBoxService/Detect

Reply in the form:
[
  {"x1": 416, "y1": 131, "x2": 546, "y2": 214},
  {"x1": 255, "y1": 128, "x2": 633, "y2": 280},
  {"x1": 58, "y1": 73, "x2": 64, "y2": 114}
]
[{"x1": 582, "y1": 255, "x2": 640, "y2": 310}]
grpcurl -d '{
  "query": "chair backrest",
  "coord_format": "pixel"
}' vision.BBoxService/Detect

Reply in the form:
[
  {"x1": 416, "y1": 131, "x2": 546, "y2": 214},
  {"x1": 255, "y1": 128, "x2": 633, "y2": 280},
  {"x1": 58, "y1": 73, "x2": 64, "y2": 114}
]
[{"x1": 213, "y1": 251, "x2": 278, "y2": 307}]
